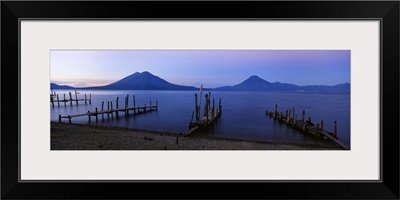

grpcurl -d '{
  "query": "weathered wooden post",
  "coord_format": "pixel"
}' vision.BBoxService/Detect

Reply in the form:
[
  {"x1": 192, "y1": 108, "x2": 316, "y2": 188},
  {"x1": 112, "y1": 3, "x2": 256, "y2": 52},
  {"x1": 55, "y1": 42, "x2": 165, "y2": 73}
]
[
  {"x1": 320, "y1": 120, "x2": 324, "y2": 130},
  {"x1": 190, "y1": 111, "x2": 194, "y2": 124},
  {"x1": 294, "y1": 115, "x2": 297, "y2": 126},
  {"x1": 85, "y1": 94, "x2": 87, "y2": 104},
  {"x1": 116, "y1": 97, "x2": 119, "y2": 118},
  {"x1": 111, "y1": 102, "x2": 113, "y2": 119},
  {"x1": 302, "y1": 110, "x2": 305, "y2": 122},
  {"x1": 204, "y1": 94, "x2": 209, "y2": 123},
  {"x1": 63, "y1": 94, "x2": 66, "y2": 106},
  {"x1": 89, "y1": 94, "x2": 92, "y2": 104},
  {"x1": 75, "y1": 90, "x2": 79, "y2": 105},
  {"x1": 68, "y1": 115, "x2": 71, "y2": 123},
  {"x1": 274, "y1": 104, "x2": 278, "y2": 115},
  {"x1": 95, "y1": 107, "x2": 98, "y2": 122},
  {"x1": 124, "y1": 97, "x2": 128, "y2": 116},
  {"x1": 101, "y1": 101, "x2": 104, "y2": 120},
  {"x1": 334, "y1": 121, "x2": 337, "y2": 137},
  {"x1": 288, "y1": 109, "x2": 291, "y2": 118},
  {"x1": 56, "y1": 94, "x2": 60, "y2": 106},
  {"x1": 107, "y1": 101, "x2": 110, "y2": 119},
  {"x1": 212, "y1": 98, "x2": 215, "y2": 117},
  {"x1": 308, "y1": 117, "x2": 312, "y2": 124},
  {"x1": 156, "y1": 101, "x2": 158, "y2": 111},
  {"x1": 208, "y1": 92, "x2": 211, "y2": 111},
  {"x1": 50, "y1": 95, "x2": 54, "y2": 107},
  {"x1": 88, "y1": 110, "x2": 91, "y2": 122},
  {"x1": 69, "y1": 92, "x2": 73, "y2": 106},
  {"x1": 219, "y1": 99, "x2": 222, "y2": 114},
  {"x1": 195, "y1": 94, "x2": 198, "y2": 121},
  {"x1": 58, "y1": 114, "x2": 61, "y2": 122},
  {"x1": 133, "y1": 95, "x2": 136, "y2": 114},
  {"x1": 292, "y1": 107, "x2": 295, "y2": 118}
]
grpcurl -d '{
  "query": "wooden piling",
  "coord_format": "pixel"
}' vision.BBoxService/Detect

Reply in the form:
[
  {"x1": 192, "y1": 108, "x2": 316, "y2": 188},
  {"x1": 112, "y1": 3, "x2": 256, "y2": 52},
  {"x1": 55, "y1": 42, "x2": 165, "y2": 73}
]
[
  {"x1": 125, "y1": 97, "x2": 128, "y2": 116},
  {"x1": 190, "y1": 111, "x2": 194, "y2": 123},
  {"x1": 68, "y1": 115, "x2": 71, "y2": 123},
  {"x1": 111, "y1": 102, "x2": 113, "y2": 119},
  {"x1": 107, "y1": 101, "x2": 110, "y2": 119},
  {"x1": 75, "y1": 90, "x2": 79, "y2": 105},
  {"x1": 274, "y1": 104, "x2": 278, "y2": 115},
  {"x1": 205, "y1": 94, "x2": 209, "y2": 123},
  {"x1": 212, "y1": 98, "x2": 215, "y2": 116},
  {"x1": 195, "y1": 93, "x2": 198, "y2": 120},
  {"x1": 95, "y1": 107, "x2": 98, "y2": 122},
  {"x1": 320, "y1": 120, "x2": 324, "y2": 130},
  {"x1": 133, "y1": 95, "x2": 136, "y2": 114},
  {"x1": 59, "y1": 114, "x2": 61, "y2": 122},
  {"x1": 294, "y1": 115, "x2": 297, "y2": 125},
  {"x1": 88, "y1": 110, "x2": 91, "y2": 122},
  {"x1": 302, "y1": 110, "x2": 305, "y2": 122},
  {"x1": 85, "y1": 94, "x2": 87, "y2": 104},
  {"x1": 69, "y1": 92, "x2": 73, "y2": 106},
  {"x1": 63, "y1": 94, "x2": 66, "y2": 106},
  {"x1": 50, "y1": 95, "x2": 54, "y2": 107},
  {"x1": 89, "y1": 94, "x2": 92, "y2": 104},
  {"x1": 56, "y1": 94, "x2": 60, "y2": 106},
  {"x1": 101, "y1": 101, "x2": 104, "y2": 119},
  {"x1": 334, "y1": 121, "x2": 337, "y2": 137},
  {"x1": 116, "y1": 97, "x2": 119, "y2": 118},
  {"x1": 292, "y1": 107, "x2": 295, "y2": 117},
  {"x1": 219, "y1": 99, "x2": 222, "y2": 113}
]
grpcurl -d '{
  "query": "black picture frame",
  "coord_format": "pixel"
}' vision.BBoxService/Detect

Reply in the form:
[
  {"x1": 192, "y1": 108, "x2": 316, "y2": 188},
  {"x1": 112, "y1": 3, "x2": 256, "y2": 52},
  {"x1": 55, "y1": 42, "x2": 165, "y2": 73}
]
[{"x1": 2, "y1": 1, "x2": 399, "y2": 199}]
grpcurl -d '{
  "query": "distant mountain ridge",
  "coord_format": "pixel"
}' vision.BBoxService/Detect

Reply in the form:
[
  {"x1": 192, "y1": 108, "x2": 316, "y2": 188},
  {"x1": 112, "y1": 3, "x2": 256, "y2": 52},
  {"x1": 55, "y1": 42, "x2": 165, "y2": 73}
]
[
  {"x1": 50, "y1": 72, "x2": 350, "y2": 93},
  {"x1": 50, "y1": 83, "x2": 74, "y2": 89},
  {"x1": 213, "y1": 75, "x2": 350, "y2": 92}
]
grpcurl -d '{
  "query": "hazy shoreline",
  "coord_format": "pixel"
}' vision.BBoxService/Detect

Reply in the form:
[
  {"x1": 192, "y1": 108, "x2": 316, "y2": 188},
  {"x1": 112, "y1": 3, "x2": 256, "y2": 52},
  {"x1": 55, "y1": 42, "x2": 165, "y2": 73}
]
[{"x1": 51, "y1": 122, "x2": 342, "y2": 150}]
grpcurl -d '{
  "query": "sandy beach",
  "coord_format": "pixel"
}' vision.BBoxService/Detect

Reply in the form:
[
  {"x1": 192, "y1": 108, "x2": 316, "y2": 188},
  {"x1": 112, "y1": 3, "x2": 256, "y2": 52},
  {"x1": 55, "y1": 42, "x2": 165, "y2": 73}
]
[{"x1": 51, "y1": 122, "x2": 343, "y2": 150}]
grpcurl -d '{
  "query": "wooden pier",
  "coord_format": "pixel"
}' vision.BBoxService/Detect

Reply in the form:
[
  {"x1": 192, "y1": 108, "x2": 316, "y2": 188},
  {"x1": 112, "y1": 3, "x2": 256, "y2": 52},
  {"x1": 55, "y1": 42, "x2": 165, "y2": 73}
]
[
  {"x1": 58, "y1": 95, "x2": 158, "y2": 123},
  {"x1": 266, "y1": 104, "x2": 349, "y2": 150},
  {"x1": 50, "y1": 90, "x2": 91, "y2": 107},
  {"x1": 185, "y1": 87, "x2": 222, "y2": 135}
]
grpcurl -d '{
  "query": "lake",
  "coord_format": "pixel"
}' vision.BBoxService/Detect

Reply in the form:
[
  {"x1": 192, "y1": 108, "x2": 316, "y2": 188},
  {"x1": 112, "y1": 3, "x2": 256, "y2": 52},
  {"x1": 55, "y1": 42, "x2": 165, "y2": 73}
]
[{"x1": 50, "y1": 90, "x2": 350, "y2": 147}]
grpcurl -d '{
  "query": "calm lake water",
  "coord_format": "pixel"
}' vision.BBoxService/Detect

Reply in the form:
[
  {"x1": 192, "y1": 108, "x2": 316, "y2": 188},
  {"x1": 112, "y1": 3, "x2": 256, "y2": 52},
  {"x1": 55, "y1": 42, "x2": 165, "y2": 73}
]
[{"x1": 50, "y1": 90, "x2": 350, "y2": 147}]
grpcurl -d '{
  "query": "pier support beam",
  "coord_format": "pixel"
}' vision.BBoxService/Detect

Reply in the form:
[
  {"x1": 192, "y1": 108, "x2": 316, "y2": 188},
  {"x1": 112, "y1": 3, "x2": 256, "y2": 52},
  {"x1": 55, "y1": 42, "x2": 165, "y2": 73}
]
[
  {"x1": 302, "y1": 110, "x2": 305, "y2": 122},
  {"x1": 69, "y1": 92, "x2": 73, "y2": 106},
  {"x1": 133, "y1": 95, "x2": 136, "y2": 114},
  {"x1": 95, "y1": 107, "x2": 98, "y2": 122},
  {"x1": 334, "y1": 121, "x2": 337, "y2": 137},
  {"x1": 101, "y1": 101, "x2": 104, "y2": 120},
  {"x1": 75, "y1": 90, "x2": 79, "y2": 105}
]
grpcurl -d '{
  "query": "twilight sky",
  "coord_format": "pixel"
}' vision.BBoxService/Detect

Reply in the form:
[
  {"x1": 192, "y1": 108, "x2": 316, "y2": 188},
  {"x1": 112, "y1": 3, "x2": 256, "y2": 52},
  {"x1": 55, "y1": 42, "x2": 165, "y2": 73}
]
[{"x1": 50, "y1": 50, "x2": 350, "y2": 88}]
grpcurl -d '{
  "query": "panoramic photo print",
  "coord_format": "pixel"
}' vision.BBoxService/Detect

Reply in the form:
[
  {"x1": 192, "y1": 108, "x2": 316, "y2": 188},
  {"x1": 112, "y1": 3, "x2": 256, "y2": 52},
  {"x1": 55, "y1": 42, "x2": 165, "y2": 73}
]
[{"x1": 50, "y1": 50, "x2": 350, "y2": 150}]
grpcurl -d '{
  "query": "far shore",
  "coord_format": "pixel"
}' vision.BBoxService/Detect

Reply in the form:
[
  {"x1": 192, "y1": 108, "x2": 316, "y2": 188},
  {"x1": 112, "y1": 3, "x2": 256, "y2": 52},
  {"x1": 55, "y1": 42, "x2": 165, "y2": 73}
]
[{"x1": 51, "y1": 122, "x2": 343, "y2": 150}]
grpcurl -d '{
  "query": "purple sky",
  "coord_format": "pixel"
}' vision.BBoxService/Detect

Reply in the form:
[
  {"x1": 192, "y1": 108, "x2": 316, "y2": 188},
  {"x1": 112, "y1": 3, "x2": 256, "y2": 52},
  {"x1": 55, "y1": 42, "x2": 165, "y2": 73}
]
[{"x1": 50, "y1": 50, "x2": 350, "y2": 88}]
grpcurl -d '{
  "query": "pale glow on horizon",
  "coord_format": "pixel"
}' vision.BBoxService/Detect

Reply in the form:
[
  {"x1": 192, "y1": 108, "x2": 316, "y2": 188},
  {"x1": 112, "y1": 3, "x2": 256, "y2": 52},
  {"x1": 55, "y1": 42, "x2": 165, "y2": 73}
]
[{"x1": 50, "y1": 50, "x2": 351, "y2": 88}]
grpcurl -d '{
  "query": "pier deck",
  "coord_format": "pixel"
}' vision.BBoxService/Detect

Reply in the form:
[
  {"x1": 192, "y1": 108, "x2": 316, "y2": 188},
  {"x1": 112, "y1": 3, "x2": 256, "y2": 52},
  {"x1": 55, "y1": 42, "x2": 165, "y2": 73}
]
[{"x1": 266, "y1": 104, "x2": 349, "y2": 150}]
